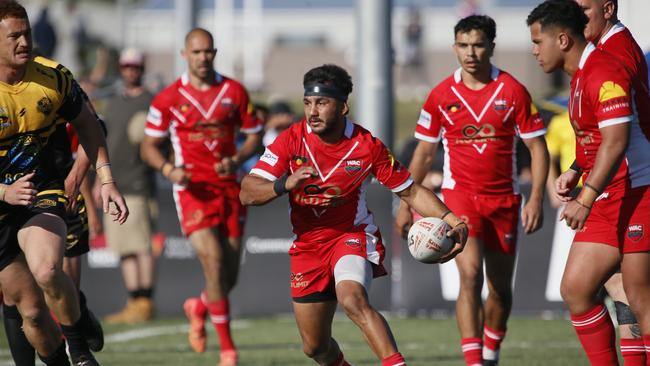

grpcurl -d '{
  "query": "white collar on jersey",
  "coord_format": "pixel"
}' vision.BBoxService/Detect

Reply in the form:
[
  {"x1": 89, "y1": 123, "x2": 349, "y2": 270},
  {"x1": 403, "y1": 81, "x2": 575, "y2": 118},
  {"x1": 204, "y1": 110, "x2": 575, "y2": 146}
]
[
  {"x1": 578, "y1": 42, "x2": 597, "y2": 70},
  {"x1": 180, "y1": 71, "x2": 224, "y2": 86},
  {"x1": 599, "y1": 21, "x2": 626, "y2": 46},
  {"x1": 453, "y1": 65, "x2": 500, "y2": 84},
  {"x1": 305, "y1": 117, "x2": 354, "y2": 138}
]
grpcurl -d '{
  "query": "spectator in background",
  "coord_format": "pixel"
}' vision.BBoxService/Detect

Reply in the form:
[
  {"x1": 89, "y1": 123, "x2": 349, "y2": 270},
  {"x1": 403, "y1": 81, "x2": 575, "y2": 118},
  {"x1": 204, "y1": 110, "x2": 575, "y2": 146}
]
[
  {"x1": 262, "y1": 100, "x2": 296, "y2": 147},
  {"x1": 404, "y1": 7, "x2": 423, "y2": 67},
  {"x1": 100, "y1": 48, "x2": 157, "y2": 325},
  {"x1": 33, "y1": 6, "x2": 56, "y2": 58}
]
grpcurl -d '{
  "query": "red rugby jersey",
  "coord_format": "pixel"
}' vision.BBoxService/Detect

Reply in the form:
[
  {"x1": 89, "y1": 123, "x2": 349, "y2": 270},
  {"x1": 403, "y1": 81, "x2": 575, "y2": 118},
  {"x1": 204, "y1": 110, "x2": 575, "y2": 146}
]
[
  {"x1": 597, "y1": 22, "x2": 650, "y2": 144},
  {"x1": 250, "y1": 119, "x2": 412, "y2": 252},
  {"x1": 569, "y1": 44, "x2": 650, "y2": 192},
  {"x1": 415, "y1": 66, "x2": 546, "y2": 195},
  {"x1": 145, "y1": 73, "x2": 262, "y2": 184}
]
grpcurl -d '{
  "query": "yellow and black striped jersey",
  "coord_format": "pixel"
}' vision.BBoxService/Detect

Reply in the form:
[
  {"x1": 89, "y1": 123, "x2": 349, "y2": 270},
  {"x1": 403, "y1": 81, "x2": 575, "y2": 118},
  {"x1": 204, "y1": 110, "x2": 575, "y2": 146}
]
[{"x1": 0, "y1": 59, "x2": 83, "y2": 193}]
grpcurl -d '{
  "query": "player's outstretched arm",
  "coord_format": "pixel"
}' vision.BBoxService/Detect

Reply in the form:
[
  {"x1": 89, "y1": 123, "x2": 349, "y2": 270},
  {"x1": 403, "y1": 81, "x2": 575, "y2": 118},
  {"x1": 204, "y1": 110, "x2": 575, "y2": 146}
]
[
  {"x1": 70, "y1": 103, "x2": 129, "y2": 224},
  {"x1": 561, "y1": 122, "x2": 629, "y2": 230},
  {"x1": 521, "y1": 135, "x2": 549, "y2": 234},
  {"x1": 396, "y1": 183, "x2": 468, "y2": 262},
  {"x1": 240, "y1": 166, "x2": 318, "y2": 206},
  {"x1": 395, "y1": 140, "x2": 438, "y2": 238}
]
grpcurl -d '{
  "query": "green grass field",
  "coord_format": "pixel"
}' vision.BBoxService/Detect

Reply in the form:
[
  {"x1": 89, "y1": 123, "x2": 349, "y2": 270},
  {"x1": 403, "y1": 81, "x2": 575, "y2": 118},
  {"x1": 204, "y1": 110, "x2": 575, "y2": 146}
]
[{"x1": 0, "y1": 314, "x2": 593, "y2": 365}]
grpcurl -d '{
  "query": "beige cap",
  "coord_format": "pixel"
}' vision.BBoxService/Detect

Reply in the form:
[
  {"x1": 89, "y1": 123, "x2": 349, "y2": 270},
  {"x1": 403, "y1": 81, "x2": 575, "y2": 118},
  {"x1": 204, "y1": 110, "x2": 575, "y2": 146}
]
[{"x1": 119, "y1": 48, "x2": 144, "y2": 66}]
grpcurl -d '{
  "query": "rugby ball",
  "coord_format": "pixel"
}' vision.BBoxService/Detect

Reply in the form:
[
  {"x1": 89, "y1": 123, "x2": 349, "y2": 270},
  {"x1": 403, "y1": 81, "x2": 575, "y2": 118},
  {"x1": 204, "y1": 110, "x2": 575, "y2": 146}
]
[{"x1": 407, "y1": 217, "x2": 454, "y2": 263}]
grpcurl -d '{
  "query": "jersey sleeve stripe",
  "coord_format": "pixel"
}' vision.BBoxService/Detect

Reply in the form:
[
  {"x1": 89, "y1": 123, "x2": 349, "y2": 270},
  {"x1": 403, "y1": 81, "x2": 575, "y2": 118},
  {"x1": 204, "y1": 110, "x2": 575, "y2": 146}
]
[
  {"x1": 249, "y1": 168, "x2": 277, "y2": 181},
  {"x1": 53, "y1": 69, "x2": 63, "y2": 94},
  {"x1": 390, "y1": 178, "x2": 414, "y2": 193},
  {"x1": 414, "y1": 131, "x2": 440, "y2": 143},
  {"x1": 519, "y1": 129, "x2": 547, "y2": 139},
  {"x1": 144, "y1": 128, "x2": 168, "y2": 137},
  {"x1": 240, "y1": 125, "x2": 263, "y2": 134},
  {"x1": 598, "y1": 116, "x2": 633, "y2": 128}
]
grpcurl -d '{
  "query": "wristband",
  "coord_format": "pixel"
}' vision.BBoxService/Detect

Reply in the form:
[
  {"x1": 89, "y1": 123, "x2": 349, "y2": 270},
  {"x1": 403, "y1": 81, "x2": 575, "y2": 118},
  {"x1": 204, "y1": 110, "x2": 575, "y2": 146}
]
[
  {"x1": 101, "y1": 180, "x2": 116, "y2": 186},
  {"x1": 96, "y1": 164, "x2": 114, "y2": 184},
  {"x1": 0, "y1": 184, "x2": 6, "y2": 202},
  {"x1": 95, "y1": 162, "x2": 111, "y2": 171},
  {"x1": 440, "y1": 210, "x2": 452, "y2": 221},
  {"x1": 569, "y1": 160, "x2": 582, "y2": 173},
  {"x1": 273, "y1": 175, "x2": 289, "y2": 196},
  {"x1": 584, "y1": 183, "x2": 603, "y2": 195},
  {"x1": 575, "y1": 200, "x2": 592, "y2": 210}
]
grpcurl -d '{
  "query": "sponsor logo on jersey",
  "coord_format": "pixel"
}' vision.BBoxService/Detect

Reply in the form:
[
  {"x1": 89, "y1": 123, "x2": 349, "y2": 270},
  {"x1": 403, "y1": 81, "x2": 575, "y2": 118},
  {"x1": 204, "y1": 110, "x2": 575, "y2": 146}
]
[
  {"x1": 0, "y1": 107, "x2": 11, "y2": 129},
  {"x1": 295, "y1": 184, "x2": 343, "y2": 207},
  {"x1": 33, "y1": 198, "x2": 57, "y2": 209},
  {"x1": 417, "y1": 110, "x2": 432, "y2": 129},
  {"x1": 179, "y1": 103, "x2": 190, "y2": 113},
  {"x1": 446, "y1": 103, "x2": 462, "y2": 113},
  {"x1": 345, "y1": 238, "x2": 362, "y2": 248},
  {"x1": 493, "y1": 99, "x2": 508, "y2": 111},
  {"x1": 599, "y1": 81, "x2": 627, "y2": 102},
  {"x1": 627, "y1": 224, "x2": 644, "y2": 242},
  {"x1": 37, "y1": 97, "x2": 53, "y2": 116},
  {"x1": 260, "y1": 148, "x2": 279, "y2": 166},
  {"x1": 222, "y1": 98, "x2": 233, "y2": 106},
  {"x1": 461, "y1": 123, "x2": 496, "y2": 139},
  {"x1": 344, "y1": 159, "x2": 362, "y2": 174},
  {"x1": 290, "y1": 272, "x2": 309, "y2": 288}
]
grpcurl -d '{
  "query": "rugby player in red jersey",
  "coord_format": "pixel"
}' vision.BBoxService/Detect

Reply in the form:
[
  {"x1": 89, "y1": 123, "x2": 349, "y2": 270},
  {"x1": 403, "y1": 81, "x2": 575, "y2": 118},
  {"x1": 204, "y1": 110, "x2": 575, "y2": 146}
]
[
  {"x1": 240, "y1": 64, "x2": 468, "y2": 366},
  {"x1": 570, "y1": 0, "x2": 650, "y2": 363},
  {"x1": 395, "y1": 15, "x2": 549, "y2": 366},
  {"x1": 141, "y1": 28, "x2": 262, "y2": 366},
  {"x1": 528, "y1": 1, "x2": 650, "y2": 364}
]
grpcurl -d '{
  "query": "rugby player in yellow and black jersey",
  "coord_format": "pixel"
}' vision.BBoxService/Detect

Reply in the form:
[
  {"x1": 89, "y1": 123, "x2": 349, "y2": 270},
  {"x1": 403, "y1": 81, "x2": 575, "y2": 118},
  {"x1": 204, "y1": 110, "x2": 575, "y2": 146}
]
[
  {"x1": 0, "y1": 55, "x2": 107, "y2": 366},
  {"x1": 0, "y1": 2, "x2": 128, "y2": 366}
]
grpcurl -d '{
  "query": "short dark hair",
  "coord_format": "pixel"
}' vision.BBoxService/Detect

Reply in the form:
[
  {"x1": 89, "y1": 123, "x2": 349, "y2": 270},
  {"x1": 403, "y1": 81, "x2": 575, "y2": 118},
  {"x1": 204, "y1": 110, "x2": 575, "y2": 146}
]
[
  {"x1": 454, "y1": 15, "x2": 496, "y2": 43},
  {"x1": 526, "y1": 0, "x2": 588, "y2": 40},
  {"x1": 303, "y1": 64, "x2": 353, "y2": 97},
  {"x1": 0, "y1": 0, "x2": 27, "y2": 21}
]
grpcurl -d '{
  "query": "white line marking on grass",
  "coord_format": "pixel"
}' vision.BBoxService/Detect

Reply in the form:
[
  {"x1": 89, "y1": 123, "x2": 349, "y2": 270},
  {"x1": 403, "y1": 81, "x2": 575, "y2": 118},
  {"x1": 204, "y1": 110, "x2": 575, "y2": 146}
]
[{"x1": 105, "y1": 320, "x2": 250, "y2": 343}]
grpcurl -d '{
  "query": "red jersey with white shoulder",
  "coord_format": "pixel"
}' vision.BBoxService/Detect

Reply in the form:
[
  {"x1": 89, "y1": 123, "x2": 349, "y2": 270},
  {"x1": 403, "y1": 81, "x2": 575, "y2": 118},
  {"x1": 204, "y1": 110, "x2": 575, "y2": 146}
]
[
  {"x1": 250, "y1": 119, "x2": 412, "y2": 263},
  {"x1": 415, "y1": 66, "x2": 545, "y2": 195},
  {"x1": 569, "y1": 43, "x2": 650, "y2": 192},
  {"x1": 145, "y1": 73, "x2": 262, "y2": 184},
  {"x1": 597, "y1": 22, "x2": 650, "y2": 152}
]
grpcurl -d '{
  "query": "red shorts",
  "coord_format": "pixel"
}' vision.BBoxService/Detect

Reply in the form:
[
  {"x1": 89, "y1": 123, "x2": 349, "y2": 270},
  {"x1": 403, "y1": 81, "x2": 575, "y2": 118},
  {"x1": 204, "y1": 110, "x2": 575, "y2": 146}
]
[
  {"x1": 442, "y1": 189, "x2": 521, "y2": 255},
  {"x1": 173, "y1": 181, "x2": 246, "y2": 238},
  {"x1": 573, "y1": 185, "x2": 650, "y2": 253},
  {"x1": 289, "y1": 229, "x2": 387, "y2": 302}
]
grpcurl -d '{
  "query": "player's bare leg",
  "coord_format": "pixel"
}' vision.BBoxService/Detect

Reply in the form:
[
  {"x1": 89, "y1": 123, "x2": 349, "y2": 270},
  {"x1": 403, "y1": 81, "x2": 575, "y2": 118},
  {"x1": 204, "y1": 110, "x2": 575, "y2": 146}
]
[
  {"x1": 336, "y1": 280, "x2": 399, "y2": 358},
  {"x1": 19, "y1": 213, "x2": 97, "y2": 364},
  {"x1": 18, "y1": 214, "x2": 80, "y2": 325},
  {"x1": 561, "y1": 242, "x2": 620, "y2": 365},
  {"x1": 621, "y1": 252, "x2": 650, "y2": 341},
  {"x1": 454, "y1": 237, "x2": 485, "y2": 365},
  {"x1": 0, "y1": 255, "x2": 69, "y2": 365},
  {"x1": 483, "y1": 250, "x2": 516, "y2": 364},
  {"x1": 189, "y1": 227, "x2": 237, "y2": 364},
  {"x1": 223, "y1": 236, "x2": 243, "y2": 292},
  {"x1": 293, "y1": 300, "x2": 342, "y2": 365},
  {"x1": 605, "y1": 272, "x2": 645, "y2": 364}
]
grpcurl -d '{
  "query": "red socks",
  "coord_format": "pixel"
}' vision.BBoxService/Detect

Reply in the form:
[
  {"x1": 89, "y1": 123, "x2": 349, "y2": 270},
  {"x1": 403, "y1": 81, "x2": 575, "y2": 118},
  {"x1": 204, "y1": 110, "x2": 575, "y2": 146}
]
[
  {"x1": 644, "y1": 335, "x2": 650, "y2": 366},
  {"x1": 620, "y1": 338, "x2": 646, "y2": 366},
  {"x1": 483, "y1": 325, "x2": 506, "y2": 362},
  {"x1": 381, "y1": 352, "x2": 406, "y2": 366},
  {"x1": 461, "y1": 337, "x2": 483, "y2": 366},
  {"x1": 570, "y1": 304, "x2": 618, "y2": 365},
  {"x1": 206, "y1": 297, "x2": 236, "y2": 352}
]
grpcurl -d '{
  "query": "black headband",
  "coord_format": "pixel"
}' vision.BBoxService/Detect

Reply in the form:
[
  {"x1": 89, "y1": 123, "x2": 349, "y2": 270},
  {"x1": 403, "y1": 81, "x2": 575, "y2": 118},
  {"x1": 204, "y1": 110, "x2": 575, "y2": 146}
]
[{"x1": 304, "y1": 84, "x2": 348, "y2": 101}]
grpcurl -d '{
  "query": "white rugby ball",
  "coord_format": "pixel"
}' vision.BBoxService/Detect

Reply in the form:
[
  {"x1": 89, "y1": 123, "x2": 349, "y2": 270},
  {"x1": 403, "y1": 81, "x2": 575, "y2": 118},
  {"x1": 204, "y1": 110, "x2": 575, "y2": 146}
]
[{"x1": 407, "y1": 217, "x2": 454, "y2": 263}]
